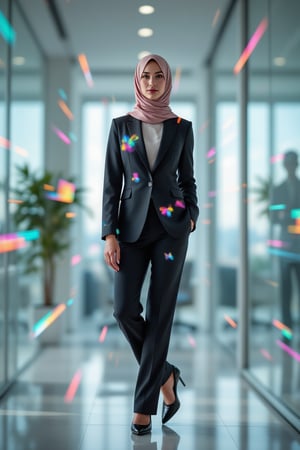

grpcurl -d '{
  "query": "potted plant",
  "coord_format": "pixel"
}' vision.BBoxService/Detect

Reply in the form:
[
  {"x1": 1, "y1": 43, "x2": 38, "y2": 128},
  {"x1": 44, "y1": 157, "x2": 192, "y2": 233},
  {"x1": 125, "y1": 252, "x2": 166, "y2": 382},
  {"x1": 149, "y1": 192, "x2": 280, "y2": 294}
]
[
  {"x1": 251, "y1": 174, "x2": 271, "y2": 219},
  {"x1": 12, "y1": 164, "x2": 89, "y2": 342}
]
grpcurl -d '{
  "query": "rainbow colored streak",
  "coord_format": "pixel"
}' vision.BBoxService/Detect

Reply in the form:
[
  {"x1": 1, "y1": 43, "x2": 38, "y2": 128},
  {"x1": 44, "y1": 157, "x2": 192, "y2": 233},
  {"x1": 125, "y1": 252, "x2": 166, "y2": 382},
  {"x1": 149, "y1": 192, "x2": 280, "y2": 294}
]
[
  {"x1": 233, "y1": 18, "x2": 268, "y2": 74},
  {"x1": 207, "y1": 148, "x2": 216, "y2": 159},
  {"x1": 288, "y1": 218, "x2": 300, "y2": 234},
  {"x1": 173, "y1": 66, "x2": 181, "y2": 93},
  {"x1": 46, "y1": 179, "x2": 75, "y2": 203},
  {"x1": 188, "y1": 335, "x2": 196, "y2": 348},
  {"x1": 270, "y1": 153, "x2": 284, "y2": 164},
  {"x1": 272, "y1": 319, "x2": 293, "y2": 339},
  {"x1": 58, "y1": 100, "x2": 74, "y2": 120},
  {"x1": 267, "y1": 239, "x2": 287, "y2": 248},
  {"x1": 18, "y1": 230, "x2": 40, "y2": 241},
  {"x1": 131, "y1": 172, "x2": 140, "y2": 183},
  {"x1": 224, "y1": 314, "x2": 237, "y2": 328},
  {"x1": 260, "y1": 348, "x2": 273, "y2": 361},
  {"x1": 78, "y1": 54, "x2": 94, "y2": 87},
  {"x1": 0, "y1": 10, "x2": 16, "y2": 44},
  {"x1": 269, "y1": 248, "x2": 300, "y2": 262},
  {"x1": 69, "y1": 132, "x2": 77, "y2": 142},
  {"x1": 0, "y1": 235, "x2": 25, "y2": 253},
  {"x1": 164, "y1": 252, "x2": 174, "y2": 261},
  {"x1": 291, "y1": 209, "x2": 300, "y2": 219},
  {"x1": 175, "y1": 200, "x2": 185, "y2": 209},
  {"x1": 0, "y1": 230, "x2": 39, "y2": 254},
  {"x1": 31, "y1": 302, "x2": 73, "y2": 338},
  {"x1": 0, "y1": 136, "x2": 28, "y2": 157},
  {"x1": 71, "y1": 254, "x2": 81, "y2": 266},
  {"x1": 99, "y1": 325, "x2": 108, "y2": 343},
  {"x1": 121, "y1": 134, "x2": 139, "y2": 152},
  {"x1": 58, "y1": 88, "x2": 67, "y2": 101},
  {"x1": 0, "y1": 135, "x2": 10, "y2": 149},
  {"x1": 159, "y1": 205, "x2": 174, "y2": 217},
  {"x1": 276, "y1": 339, "x2": 300, "y2": 362},
  {"x1": 64, "y1": 370, "x2": 82, "y2": 403},
  {"x1": 269, "y1": 204, "x2": 286, "y2": 211},
  {"x1": 52, "y1": 126, "x2": 71, "y2": 145}
]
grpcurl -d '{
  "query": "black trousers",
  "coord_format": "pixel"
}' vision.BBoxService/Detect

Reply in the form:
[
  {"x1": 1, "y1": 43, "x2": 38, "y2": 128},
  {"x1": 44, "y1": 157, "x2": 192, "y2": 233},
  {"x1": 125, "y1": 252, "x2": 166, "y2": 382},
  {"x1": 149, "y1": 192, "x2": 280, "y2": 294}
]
[{"x1": 113, "y1": 201, "x2": 189, "y2": 414}]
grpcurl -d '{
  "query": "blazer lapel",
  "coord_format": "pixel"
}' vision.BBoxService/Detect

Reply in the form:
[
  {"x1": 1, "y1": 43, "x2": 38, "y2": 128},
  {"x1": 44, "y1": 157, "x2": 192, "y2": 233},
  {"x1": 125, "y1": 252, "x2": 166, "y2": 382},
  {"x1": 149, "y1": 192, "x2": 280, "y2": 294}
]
[
  {"x1": 152, "y1": 119, "x2": 177, "y2": 172},
  {"x1": 126, "y1": 117, "x2": 178, "y2": 173},
  {"x1": 127, "y1": 117, "x2": 150, "y2": 172}
]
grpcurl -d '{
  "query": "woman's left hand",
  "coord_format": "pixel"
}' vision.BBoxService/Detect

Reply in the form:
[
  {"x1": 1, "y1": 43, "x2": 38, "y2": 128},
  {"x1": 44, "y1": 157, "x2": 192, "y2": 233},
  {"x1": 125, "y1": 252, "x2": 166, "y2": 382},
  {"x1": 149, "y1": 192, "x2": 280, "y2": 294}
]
[{"x1": 190, "y1": 219, "x2": 195, "y2": 231}]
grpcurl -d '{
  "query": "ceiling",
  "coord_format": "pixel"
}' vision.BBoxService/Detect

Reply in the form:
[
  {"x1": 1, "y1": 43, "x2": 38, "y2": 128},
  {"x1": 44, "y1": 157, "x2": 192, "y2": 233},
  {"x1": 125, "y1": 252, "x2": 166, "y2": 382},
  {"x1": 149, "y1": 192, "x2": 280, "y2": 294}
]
[{"x1": 21, "y1": 0, "x2": 230, "y2": 75}]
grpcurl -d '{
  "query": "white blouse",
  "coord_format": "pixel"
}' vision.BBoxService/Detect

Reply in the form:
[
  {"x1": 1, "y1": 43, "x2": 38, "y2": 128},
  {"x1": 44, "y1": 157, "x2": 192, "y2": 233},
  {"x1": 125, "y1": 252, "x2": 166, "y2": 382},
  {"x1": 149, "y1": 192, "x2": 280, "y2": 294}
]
[{"x1": 142, "y1": 122, "x2": 163, "y2": 171}]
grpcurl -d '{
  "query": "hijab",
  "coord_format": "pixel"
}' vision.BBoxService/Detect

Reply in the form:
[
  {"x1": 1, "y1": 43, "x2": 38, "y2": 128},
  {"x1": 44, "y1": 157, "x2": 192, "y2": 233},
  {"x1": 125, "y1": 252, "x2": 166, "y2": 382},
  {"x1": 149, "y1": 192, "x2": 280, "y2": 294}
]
[{"x1": 128, "y1": 54, "x2": 177, "y2": 124}]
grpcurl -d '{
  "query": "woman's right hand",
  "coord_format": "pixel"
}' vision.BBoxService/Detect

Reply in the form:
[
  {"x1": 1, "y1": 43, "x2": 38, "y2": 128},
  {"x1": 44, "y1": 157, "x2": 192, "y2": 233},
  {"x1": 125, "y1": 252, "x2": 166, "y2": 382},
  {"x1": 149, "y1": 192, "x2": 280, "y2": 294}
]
[{"x1": 104, "y1": 235, "x2": 120, "y2": 272}]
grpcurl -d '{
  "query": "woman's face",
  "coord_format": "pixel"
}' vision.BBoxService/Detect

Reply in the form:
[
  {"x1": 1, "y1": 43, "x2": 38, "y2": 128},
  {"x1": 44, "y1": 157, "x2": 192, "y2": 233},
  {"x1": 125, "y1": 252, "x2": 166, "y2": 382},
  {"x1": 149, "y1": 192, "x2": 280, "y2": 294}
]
[{"x1": 140, "y1": 60, "x2": 166, "y2": 100}]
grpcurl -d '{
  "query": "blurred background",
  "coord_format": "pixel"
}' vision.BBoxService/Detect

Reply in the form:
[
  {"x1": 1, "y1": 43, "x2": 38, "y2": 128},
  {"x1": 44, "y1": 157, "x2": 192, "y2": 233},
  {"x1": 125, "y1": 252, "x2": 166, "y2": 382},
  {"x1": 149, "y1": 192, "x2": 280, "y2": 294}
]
[{"x1": 0, "y1": 0, "x2": 300, "y2": 432}]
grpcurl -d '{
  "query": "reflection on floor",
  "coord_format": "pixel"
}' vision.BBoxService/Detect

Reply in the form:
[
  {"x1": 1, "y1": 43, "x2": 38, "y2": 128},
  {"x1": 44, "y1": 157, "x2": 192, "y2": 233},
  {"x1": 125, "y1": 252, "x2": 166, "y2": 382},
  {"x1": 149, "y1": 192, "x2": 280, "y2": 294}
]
[{"x1": 0, "y1": 320, "x2": 300, "y2": 450}]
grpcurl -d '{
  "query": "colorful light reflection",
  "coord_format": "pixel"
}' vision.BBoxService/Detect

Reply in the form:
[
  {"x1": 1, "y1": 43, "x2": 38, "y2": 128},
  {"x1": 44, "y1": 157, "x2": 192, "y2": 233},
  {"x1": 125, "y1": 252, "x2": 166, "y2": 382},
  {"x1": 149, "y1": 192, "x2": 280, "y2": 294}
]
[
  {"x1": 269, "y1": 248, "x2": 300, "y2": 262},
  {"x1": 64, "y1": 369, "x2": 82, "y2": 403},
  {"x1": 52, "y1": 125, "x2": 71, "y2": 145},
  {"x1": 131, "y1": 172, "x2": 140, "y2": 183},
  {"x1": 159, "y1": 205, "x2": 174, "y2": 217},
  {"x1": 270, "y1": 153, "x2": 284, "y2": 164},
  {"x1": 233, "y1": 18, "x2": 268, "y2": 74},
  {"x1": 267, "y1": 239, "x2": 287, "y2": 248},
  {"x1": 224, "y1": 314, "x2": 237, "y2": 329},
  {"x1": 260, "y1": 348, "x2": 273, "y2": 361},
  {"x1": 175, "y1": 200, "x2": 185, "y2": 209},
  {"x1": 207, "y1": 148, "x2": 216, "y2": 159},
  {"x1": 0, "y1": 10, "x2": 16, "y2": 44},
  {"x1": 31, "y1": 301, "x2": 73, "y2": 339},
  {"x1": 71, "y1": 254, "x2": 81, "y2": 266},
  {"x1": 99, "y1": 325, "x2": 108, "y2": 343},
  {"x1": 164, "y1": 252, "x2": 174, "y2": 261},
  {"x1": 121, "y1": 134, "x2": 139, "y2": 152},
  {"x1": 0, "y1": 230, "x2": 39, "y2": 254},
  {"x1": 58, "y1": 99, "x2": 74, "y2": 120},
  {"x1": 46, "y1": 179, "x2": 75, "y2": 203},
  {"x1": 276, "y1": 339, "x2": 300, "y2": 362},
  {"x1": 78, "y1": 53, "x2": 94, "y2": 87},
  {"x1": 272, "y1": 319, "x2": 293, "y2": 339}
]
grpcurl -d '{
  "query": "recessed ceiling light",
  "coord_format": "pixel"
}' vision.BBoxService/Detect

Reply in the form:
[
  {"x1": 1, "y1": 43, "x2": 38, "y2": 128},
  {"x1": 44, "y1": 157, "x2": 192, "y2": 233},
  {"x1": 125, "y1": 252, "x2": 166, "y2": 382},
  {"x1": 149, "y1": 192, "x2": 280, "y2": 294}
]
[
  {"x1": 138, "y1": 28, "x2": 153, "y2": 37},
  {"x1": 139, "y1": 5, "x2": 155, "y2": 15},
  {"x1": 138, "y1": 51, "x2": 151, "y2": 59},
  {"x1": 273, "y1": 56, "x2": 286, "y2": 66},
  {"x1": 13, "y1": 56, "x2": 26, "y2": 65}
]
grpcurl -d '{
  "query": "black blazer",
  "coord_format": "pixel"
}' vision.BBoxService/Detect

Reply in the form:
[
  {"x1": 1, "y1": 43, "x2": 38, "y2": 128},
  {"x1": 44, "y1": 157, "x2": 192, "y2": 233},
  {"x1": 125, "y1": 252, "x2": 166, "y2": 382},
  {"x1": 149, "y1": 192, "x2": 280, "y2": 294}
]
[{"x1": 102, "y1": 115, "x2": 199, "y2": 242}]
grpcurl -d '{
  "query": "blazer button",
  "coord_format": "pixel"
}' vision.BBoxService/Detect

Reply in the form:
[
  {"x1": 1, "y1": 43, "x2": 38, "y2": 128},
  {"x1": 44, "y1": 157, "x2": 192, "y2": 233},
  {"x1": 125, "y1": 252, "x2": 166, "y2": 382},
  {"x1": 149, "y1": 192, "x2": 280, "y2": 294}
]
[{"x1": 148, "y1": 182, "x2": 152, "y2": 187}]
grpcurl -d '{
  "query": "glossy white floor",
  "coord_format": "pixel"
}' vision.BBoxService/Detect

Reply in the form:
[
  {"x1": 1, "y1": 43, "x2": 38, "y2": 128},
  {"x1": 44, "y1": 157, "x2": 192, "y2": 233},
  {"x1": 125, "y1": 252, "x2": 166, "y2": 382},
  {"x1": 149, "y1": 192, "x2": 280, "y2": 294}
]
[{"x1": 0, "y1": 319, "x2": 299, "y2": 450}]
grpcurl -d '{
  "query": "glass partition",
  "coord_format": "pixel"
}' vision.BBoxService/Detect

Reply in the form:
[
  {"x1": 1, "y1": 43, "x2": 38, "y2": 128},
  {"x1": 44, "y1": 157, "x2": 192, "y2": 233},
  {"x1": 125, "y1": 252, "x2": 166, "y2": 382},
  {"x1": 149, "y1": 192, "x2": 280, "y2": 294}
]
[
  {"x1": 212, "y1": 3, "x2": 240, "y2": 352},
  {"x1": 7, "y1": 2, "x2": 44, "y2": 376},
  {"x1": 0, "y1": 1, "x2": 9, "y2": 392},
  {"x1": 247, "y1": 0, "x2": 300, "y2": 421}
]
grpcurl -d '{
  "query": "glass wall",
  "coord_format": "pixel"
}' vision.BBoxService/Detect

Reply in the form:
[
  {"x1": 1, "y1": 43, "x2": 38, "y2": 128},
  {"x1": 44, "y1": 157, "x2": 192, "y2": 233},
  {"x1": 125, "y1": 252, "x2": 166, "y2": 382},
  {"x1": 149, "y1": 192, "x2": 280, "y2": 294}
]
[
  {"x1": 212, "y1": 2, "x2": 240, "y2": 352},
  {"x1": 207, "y1": 0, "x2": 300, "y2": 428},
  {"x1": 247, "y1": 0, "x2": 300, "y2": 423},
  {"x1": 0, "y1": 0, "x2": 44, "y2": 396},
  {"x1": 0, "y1": 0, "x2": 9, "y2": 393}
]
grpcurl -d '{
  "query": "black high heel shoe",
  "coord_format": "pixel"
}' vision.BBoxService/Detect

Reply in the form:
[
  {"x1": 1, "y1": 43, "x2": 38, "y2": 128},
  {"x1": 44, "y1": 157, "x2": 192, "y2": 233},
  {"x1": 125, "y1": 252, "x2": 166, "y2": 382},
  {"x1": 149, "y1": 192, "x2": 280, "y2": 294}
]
[
  {"x1": 131, "y1": 417, "x2": 152, "y2": 435},
  {"x1": 162, "y1": 366, "x2": 185, "y2": 424}
]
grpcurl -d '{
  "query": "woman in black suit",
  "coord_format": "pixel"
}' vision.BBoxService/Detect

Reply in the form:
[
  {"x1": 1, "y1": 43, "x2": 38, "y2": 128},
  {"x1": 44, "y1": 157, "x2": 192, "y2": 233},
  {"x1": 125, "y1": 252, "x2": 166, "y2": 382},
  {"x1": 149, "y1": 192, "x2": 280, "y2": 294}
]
[{"x1": 102, "y1": 54, "x2": 199, "y2": 435}]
